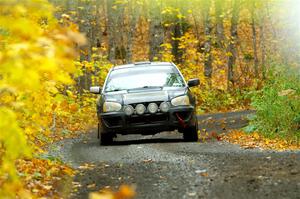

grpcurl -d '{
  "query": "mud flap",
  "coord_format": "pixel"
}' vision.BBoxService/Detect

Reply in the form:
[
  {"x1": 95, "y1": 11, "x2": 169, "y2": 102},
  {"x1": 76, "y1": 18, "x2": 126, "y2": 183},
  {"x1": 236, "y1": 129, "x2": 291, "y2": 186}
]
[
  {"x1": 176, "y1": 113, "x2": 188, "y2": 128},
  {"x1": 97, "y1": 123, "x2": 100, "y2": 139}
]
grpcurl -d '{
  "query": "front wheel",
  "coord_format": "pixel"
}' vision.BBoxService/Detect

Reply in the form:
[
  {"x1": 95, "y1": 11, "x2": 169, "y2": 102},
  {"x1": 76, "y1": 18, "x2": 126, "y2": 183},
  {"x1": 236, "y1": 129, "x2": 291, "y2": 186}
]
[
  {"x1": 183, "y1": 122, "x2": 199, "y2": 142},
  {"x1": 98, "y1": 123, "x2": 113, "y2": 145},
  {"x1": 100, "y1": 132, "x2": 113, "y2": 145}
]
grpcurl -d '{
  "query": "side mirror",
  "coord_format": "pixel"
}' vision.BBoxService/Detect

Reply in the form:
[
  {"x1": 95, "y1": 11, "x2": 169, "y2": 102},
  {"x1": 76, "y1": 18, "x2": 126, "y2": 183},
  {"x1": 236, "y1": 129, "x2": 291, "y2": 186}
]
[
  {"x1": 187, "y1": 78, "x2": 200, "y2": 87},
  {"x1": 90, "y1": 86, "x2": 101, "y2": 94}
]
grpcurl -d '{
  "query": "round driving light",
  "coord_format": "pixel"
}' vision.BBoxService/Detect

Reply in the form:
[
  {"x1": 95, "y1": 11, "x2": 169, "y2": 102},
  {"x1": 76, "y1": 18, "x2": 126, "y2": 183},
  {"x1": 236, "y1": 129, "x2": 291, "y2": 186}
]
[
  {"x1": 135, "y1": 104, "x2": 146, "y2": 115},
  {"x1": 124, "y1": 105, "x2": 134, "y2": 116},
  {"x1": 160, "y1": 102, "x2": 170, "y2": 113},
  {"x1": 148, "y1": 103, "x2": 158, "y2": 114}
]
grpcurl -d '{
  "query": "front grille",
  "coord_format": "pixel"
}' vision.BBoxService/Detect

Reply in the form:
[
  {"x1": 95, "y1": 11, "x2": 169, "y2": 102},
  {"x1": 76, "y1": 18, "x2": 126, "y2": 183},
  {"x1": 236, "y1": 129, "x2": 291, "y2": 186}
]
[{"x1": 127, "y1": 113, "x2": 168, "y2": 125}]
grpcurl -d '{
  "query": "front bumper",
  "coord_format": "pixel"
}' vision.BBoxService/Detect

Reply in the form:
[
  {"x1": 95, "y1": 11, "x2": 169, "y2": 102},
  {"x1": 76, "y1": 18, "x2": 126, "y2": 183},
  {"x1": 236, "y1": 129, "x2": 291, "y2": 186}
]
[{"x1": 98, "y1": 106, "x2": 197, "y2": 134}]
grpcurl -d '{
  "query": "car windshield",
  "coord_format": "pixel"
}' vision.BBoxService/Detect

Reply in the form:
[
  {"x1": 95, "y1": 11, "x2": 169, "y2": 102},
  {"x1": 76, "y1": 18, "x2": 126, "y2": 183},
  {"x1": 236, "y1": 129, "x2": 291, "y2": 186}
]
[{"x1": 104, "y1": 65, "x2": 185, "y2": 92}]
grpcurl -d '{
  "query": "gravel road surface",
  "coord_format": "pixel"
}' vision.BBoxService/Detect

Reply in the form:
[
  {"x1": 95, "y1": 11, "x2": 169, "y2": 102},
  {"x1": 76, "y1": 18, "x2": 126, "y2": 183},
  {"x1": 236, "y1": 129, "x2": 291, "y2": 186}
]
[{"x1": 49, "y1": 111, "x2": 300, "y2": 199}]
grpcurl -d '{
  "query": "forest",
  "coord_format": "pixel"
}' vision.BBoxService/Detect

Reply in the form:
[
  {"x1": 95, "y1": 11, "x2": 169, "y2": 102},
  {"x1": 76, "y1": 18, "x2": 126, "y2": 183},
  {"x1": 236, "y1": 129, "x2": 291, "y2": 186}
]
[
  {"x1": 1, "y1": 0, "x2": 300, "y2": 198},
  {"x1": 49, "y1": 0, "x2": 300, "y2": 111}
]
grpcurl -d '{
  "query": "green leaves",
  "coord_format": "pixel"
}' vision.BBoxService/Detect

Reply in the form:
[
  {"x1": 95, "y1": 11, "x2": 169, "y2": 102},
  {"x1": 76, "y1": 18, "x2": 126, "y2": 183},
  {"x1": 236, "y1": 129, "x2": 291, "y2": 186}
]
[{"x1": 250, "y1": 67, "x2": 300, "y2": 140}]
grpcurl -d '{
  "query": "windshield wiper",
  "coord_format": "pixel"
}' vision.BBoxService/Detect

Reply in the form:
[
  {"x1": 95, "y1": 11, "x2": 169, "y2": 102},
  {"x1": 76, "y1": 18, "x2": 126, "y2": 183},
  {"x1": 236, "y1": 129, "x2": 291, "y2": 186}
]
[
  {"x1": 128, "y1": 86, "x2": 163, "y2": 91},
  {"x1": 105, "y1": 89, "x2": 124, "y2": 92},
  {"x1": 145, "y1": 86, "x2": 163, "y2": 89}
]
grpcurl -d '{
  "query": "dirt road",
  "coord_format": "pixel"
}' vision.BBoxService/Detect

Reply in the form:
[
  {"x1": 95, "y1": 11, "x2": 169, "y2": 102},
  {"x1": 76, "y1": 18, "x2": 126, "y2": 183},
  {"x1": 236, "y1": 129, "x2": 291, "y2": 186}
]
[{"x1": 49, "y1": 111, "x2": 300, "y2": 199}]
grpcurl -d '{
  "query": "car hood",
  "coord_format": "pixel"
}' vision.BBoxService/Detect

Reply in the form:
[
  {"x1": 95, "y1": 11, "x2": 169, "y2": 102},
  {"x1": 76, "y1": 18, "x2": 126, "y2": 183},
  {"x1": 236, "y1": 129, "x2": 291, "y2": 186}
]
[{"x1": 103, "y1": 87, "x2": 187, "y2": 105}]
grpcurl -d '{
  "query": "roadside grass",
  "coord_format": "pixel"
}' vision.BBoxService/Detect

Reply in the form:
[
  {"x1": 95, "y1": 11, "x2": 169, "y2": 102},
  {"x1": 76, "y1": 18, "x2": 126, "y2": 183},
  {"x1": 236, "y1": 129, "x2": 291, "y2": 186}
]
[
  {"x1": 196, "y1": 88, "x2": 251, "y2": 114},
  {"x1": 248, "y1": 67, "x2": 300, "y2": 143}
]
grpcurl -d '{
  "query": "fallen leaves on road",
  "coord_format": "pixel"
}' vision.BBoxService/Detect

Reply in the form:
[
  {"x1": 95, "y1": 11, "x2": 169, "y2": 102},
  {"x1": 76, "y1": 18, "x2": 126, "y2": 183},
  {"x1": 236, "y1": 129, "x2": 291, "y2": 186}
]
[
  {"x1": 78, "y1": 163, "x2": 96, "y2": 170},
  {"x1": 198, "y1": 130, "x2": 221, "y2": 142},
  {"x1": 221, "y1": 130, "x2": 300, "y2": 151},
  {"x1": 195, "y1": 169, "x2": 209, "y2": 177},
  {"x1": 87, "y1": 183, "x2": 96, "y2": 189},
  {"x1": 200, "y1": 172, "x2": 209, "y2": 177},
  {"x1": 16, "y1": 158, "x2": 75, "y2": 198},
  {"x1": 142, "y1": 159, "x2": 153, "y2": 163},
  {"x1": 89, "y1": 185, "x2": 135, "y2": 199}
]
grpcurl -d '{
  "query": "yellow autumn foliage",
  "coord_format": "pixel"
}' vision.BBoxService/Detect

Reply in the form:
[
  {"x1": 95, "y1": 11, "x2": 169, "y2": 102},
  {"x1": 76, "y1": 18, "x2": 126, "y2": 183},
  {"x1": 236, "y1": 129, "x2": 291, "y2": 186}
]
[
  {"x1": 0, "y1": 0, "x2": 94, "y2": 197},
  {"x1": 222, "y1": 130, "x2": 300, "y2": 151}
]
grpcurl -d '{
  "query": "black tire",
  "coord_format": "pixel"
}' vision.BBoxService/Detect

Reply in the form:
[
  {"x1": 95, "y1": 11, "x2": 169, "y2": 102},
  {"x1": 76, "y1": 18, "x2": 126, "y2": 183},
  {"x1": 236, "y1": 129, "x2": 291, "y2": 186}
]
[
  {"x1": 97, "y1": 123, "x2": 100, "y2": 139},
  {"x1": 100, "y1": 132, "x2": 113, "y2": 145},
  {"x1": 98, "y1": 123, "x2": 113, "y2": 145},
  {"x1": 183, "y1": 122, "x2": 199, "y2": 142}
]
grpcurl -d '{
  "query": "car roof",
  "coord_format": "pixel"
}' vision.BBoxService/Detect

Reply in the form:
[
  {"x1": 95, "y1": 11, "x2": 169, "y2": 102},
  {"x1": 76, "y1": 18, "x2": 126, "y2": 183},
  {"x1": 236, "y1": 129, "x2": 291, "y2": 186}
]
[{"x1": 112, "y1": 61, "x2": 174, "y2": 71}]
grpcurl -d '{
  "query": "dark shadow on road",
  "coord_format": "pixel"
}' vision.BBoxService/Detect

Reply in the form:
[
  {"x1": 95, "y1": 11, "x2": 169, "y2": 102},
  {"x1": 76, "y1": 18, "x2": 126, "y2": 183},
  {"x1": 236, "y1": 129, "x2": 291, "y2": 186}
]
[{"x1": 112, "y1": 138, "x2": 184, "y2": 145}]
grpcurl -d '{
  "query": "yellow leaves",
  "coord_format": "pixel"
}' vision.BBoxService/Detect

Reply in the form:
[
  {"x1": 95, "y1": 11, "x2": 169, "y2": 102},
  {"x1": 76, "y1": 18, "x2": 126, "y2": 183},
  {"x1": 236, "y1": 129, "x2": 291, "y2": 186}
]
[
  {"x1": 115, "y1": 185, "x2": 136, "y2": 199},
  {"x1": 252, "y1": 132, "x2": 260, "y2": 140},
  {"x1": 226, "y1": 52, "x2": 233, "y2": 57},
  {"x1": 278, "y1": 89, "x2": 296, "y2": 97},
  {"x1": 0, "y1": 107, "x2": 30, "y2": 193},
  {"x1": 161, "y1": 6, "x2": 185, "y2": 19},
  {"x1": 66, "y1": 30, "x2": 87, "y2": 46},
  {"x1": 92, "y1": 47, "x2": 99, "y2": 52},
  {"x1": 160, "y1": 43, "x2": 172, "y2": 49},
  {"x1": 14, "y1": 4, "x2": 27, "y2": 15},
  {"x1": 222, "y1": 130, "x2": 300, "y2": 151},
  {"x1": 45, "y1": 81, "x2": 59, "y2": 95},
  {"x1": 114, "y1": 0, "x2": 127, "y2": 5},
  {"x1": 63, "y1": 167, "x2": 75, "y2": 176},
  {"x1": 0, "y1": 88, "x2": 16, "y2": 106},
  {"x1": 69, "y1": 104, "x2": 78, "y2": 112},
  {"x1": 87, "y1": 183, "x2": 97, "y2": 189},
  {"x1": 0, "y1": 0, "x2": 88, "y2": 197},
  {"x1": 89, "y1": 185, "x2": 135, "y2": 199},
  {"x1": 16, "y1": 157, "x2": 74, "y2": 198},
  {"x1": 66, "y1": 90, "x2": 75, "y2": 98},
  {"x1": 215, "y1": 59, "x2": 224, "y2": 66},
  {"x1": 219, "y1": 69, "x2": 226, "y2": 75},
  {"x1": 176, "y1": 14, "x2": 185, "y2": 19},
  {"x1": 160, "y1": 43, "x2": 174, "y2": 62},
  {"x1": 83, "y1": 61, "x2": 95, "y2": 71},
  {"x1": 161, "y1": 8, "x2": 172, "y2": 15},
  {"x1": 78, "y1": 163, "x2": 96, "y2": 170},
  {"x1": 61, "y1": 13, "x2": 71, "y2": 20}
]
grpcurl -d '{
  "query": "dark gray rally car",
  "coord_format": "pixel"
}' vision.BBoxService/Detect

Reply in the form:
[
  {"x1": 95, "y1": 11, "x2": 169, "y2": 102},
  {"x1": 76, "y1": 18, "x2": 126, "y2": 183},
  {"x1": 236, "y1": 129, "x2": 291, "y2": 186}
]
[{"x1": 90, "y1": 61, "x2": 200, "y2": 145}]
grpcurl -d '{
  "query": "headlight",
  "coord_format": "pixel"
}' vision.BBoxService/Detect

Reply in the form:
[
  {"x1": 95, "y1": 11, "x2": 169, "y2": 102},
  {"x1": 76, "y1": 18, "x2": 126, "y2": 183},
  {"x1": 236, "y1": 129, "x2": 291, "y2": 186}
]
[
  {"x1": 103, "y1": 102, "x2": 122, "y2": 112},
  {"x1": 171, "y1": 95, "x2": 190, "y2": 106}
]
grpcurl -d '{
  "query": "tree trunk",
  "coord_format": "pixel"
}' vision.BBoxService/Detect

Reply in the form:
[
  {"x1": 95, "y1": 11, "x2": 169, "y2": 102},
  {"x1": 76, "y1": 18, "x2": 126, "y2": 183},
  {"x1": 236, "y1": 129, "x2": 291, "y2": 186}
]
[
  {"x1": 227, "y1": 0, "x2": 240, "y2": 88},
  {"x1": 91, "y1": 0, "x2": 102, "y2": 57},
  {"x1": 251, "y1": 0, "x2": 259, "y2": 78},
  {"x1": 171, "y1": 22, "x2": 184, "y2": 63},
  {"x1": 107, "y1": 0, "x2": 116, "y2": 63},
  {"x1": 215, "y1": 0, "x2": 225, "y2": 48},
  {"x1": 203, "y1": 0, "x2": 213, "y2": 86},
  {"x1": 259, "y1": 6, "x2": 266, "y2": 80},
  {"x1": 126, "y1": 0, "x2": 141, "y2": 63},
  {"x1": 149, "y1": 0, "x2": 164, "y2": 61}
]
